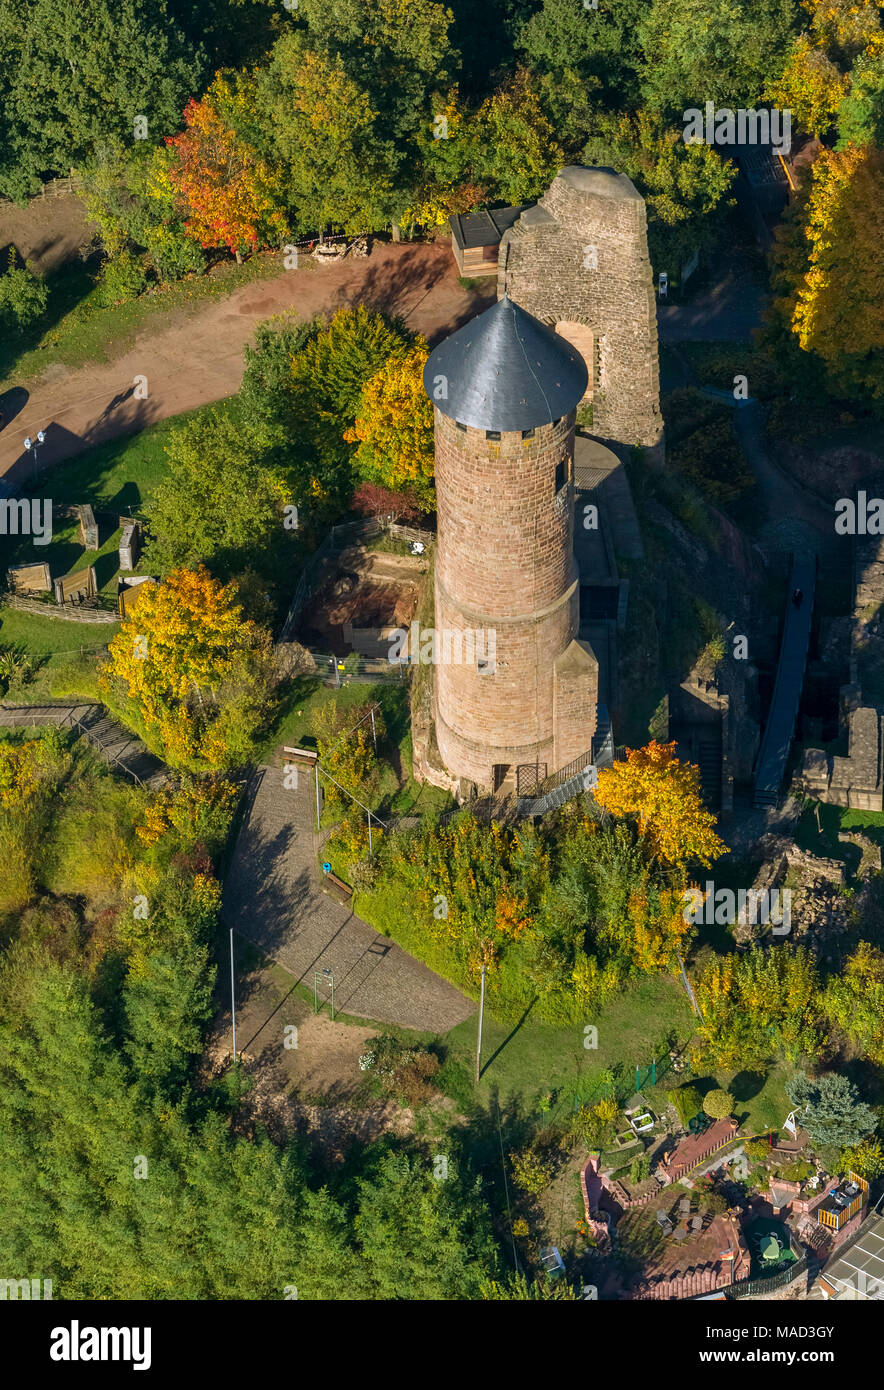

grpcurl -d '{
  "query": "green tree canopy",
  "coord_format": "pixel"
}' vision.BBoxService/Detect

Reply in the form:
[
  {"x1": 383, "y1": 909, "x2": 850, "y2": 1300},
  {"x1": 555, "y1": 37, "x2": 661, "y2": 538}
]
[
  {"x1": 517, "y1": 0, "x2": 645, "y2": 141},
  {"x1": 582, "y1": 110, "x2": 737, "y2": 274},
  {"x1": 143, "y1": 405, "x2": 296, "y2": 588},
  {"x1": 294, "y1": 0, "x2": 459, "y2": 211},
  {"x1": 786, "y1": 1071, "x2": 878, "y2": 1151},
  {"x1": 354, "y1": 1152, "x2": 499, "y2": 1299},
  {"x1": 838, "y1": 50, "x2": 884, "y2": 148},
  {"x1": 636, "y1": 0, "x2": 800, "y2": 118},
  {"x1": 256, "y1": 33, "x2": 396, "y2": 235},
  {"x1": 0, "y1": 0, "x2": 205, "y2": 200}
]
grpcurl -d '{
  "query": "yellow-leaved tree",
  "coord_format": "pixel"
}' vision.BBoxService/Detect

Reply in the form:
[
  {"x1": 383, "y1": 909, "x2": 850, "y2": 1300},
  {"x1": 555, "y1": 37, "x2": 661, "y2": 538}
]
[
  {"x1": 804, "y1": 0, "x2": 884, "y2": 58},
  {"x1": 344, "y1": 343, "x2": 436, "y2": 509},
  {"x1": 593, "y1": 740, "x2": 727, "y2": 869},
  {"x1": 626, "y1": 887, "x2": 696, "y2": 972},
  {"x1": 791, "y1": 142, "x2": 884, "y2": 399},
  {"x1": 764, "y1": 34, "x2": 848, "y2": 136},
  {"x1": 100, "y1": 566, "x2": 276, "y2": 770}
]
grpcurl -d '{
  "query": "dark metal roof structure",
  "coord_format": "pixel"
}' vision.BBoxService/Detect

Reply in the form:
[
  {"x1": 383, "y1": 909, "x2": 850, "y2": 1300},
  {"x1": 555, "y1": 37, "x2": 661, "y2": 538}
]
[
  {"x1": 449, "y1": 205, "x2": 528, "y2": 250},
  {"x1": 422, "y1": 295, "x2": 589, "y2": 432}
]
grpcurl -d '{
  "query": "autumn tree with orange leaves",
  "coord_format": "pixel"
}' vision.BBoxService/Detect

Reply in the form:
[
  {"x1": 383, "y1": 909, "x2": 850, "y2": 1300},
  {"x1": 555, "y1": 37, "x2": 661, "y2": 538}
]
[
  {"x1": 594, "y1": 740, "x2": 727, "y2": 869},
  {"x1": 100, "y1": 566, "x2": 276, "y2": 770},
  {"x1": 164, "y1": 73, "x2": 287, "y2": 260}
]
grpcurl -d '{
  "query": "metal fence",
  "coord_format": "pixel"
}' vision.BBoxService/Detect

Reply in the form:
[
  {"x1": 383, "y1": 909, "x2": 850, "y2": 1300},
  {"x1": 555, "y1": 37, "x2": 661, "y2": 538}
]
[
  {"x1": 306, "y1": 651, "x2": 409, "y2": 684},
  {"x1": 726, "y1": 1252, "x2": 809, "y2": 1300}
]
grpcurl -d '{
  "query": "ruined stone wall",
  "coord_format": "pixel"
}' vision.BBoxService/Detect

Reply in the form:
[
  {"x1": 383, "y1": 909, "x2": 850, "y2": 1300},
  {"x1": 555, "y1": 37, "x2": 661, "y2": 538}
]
[{"x1": 498, "y1": 166, "x2": 663, "y2": 458}]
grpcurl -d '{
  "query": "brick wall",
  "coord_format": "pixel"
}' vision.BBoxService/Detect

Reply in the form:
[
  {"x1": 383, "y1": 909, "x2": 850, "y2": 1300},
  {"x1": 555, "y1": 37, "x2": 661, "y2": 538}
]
[{"x1": 433, "y1": 408, "x2": 598, "y2": 789}]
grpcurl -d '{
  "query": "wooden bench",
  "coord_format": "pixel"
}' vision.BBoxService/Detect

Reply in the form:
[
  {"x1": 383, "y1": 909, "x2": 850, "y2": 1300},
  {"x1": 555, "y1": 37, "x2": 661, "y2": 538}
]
[
  {"x1": 279, "y1": 744, "x2": 318, "y2": 768},
  {"x1": 322, "y1": 871, "x2": 353, "y2": 904}
]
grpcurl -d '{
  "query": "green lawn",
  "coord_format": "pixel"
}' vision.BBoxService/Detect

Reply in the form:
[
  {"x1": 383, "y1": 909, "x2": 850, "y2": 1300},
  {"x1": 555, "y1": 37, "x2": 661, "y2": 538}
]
[
  {"x1": 258, "y1": 674, "x2": 454, "y2": 821},
  {"x1": 0, "y1": 604, "x2": 117, "y2": 658},
  {"x1": 0, "y1": 604, "x2": 113, "y2": 701},
  {"x1": 259, "y1": 674, "x2": 386, "y2": 755},
  {"x1": 0, "y1": 402, "x2": 228, "y2": 684},
  {"x1": 442, "y1": 973, "x2": 694, "y2": 1112},
  {"x1": 795, "y1": 798, "x2": 884, "y2": 864},
  {"x1": 26, "y1": 402, "x2": 224, "y2": 515}
]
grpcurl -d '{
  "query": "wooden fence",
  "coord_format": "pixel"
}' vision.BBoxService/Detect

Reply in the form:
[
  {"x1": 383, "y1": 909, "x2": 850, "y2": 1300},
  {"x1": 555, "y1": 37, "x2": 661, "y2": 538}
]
[{"x1": 0, "y1": 175, "x2": 83, "y2": 209}]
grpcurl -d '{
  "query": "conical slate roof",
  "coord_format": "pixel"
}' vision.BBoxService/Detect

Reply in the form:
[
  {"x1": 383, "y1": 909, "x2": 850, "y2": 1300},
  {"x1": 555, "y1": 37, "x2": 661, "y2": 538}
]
[{"x1": 423, "y1": 295, "x2": 589, "y2": 432}]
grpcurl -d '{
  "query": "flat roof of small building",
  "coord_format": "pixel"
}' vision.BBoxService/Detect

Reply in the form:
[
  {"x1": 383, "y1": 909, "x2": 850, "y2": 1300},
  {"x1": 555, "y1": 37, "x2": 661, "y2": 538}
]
[{"x1": 449, "y1": 205, "x2": 528, "y2": 250}]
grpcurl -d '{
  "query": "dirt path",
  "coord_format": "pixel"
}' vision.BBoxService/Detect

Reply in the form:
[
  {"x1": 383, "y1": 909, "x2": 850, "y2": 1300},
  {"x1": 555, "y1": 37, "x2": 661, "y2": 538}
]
[
  {"x1": 0, "y1": 241, "x2": 491, "y2": 486},
  {"x1": 0, "y1": 191, "x2": 91, "y2": 274}
]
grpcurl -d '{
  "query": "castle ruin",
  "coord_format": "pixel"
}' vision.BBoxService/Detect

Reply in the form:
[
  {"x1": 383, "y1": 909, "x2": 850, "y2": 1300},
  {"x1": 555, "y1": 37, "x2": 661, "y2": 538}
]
[
  {"x1": 416, "y1": 166, "x2": 662, "y2": 797},
  {"x1": 498, "y1": 165, "x2": 663, "y2": 460}
]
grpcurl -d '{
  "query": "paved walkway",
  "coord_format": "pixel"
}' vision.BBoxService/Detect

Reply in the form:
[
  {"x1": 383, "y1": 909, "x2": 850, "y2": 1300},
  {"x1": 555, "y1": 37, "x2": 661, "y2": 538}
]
[
  {"x1": 753, "y1": 554, "x2": 816, "y2": 807},
  {"x1": 658, "y1": 265, "x2": 766, "y2": 343},
  {"x1": 0, "y1": 242, "x2": 490, "y2": 486},
  {"x1": 221, "y1": 765, "x2": 474, "y2": 1033}
]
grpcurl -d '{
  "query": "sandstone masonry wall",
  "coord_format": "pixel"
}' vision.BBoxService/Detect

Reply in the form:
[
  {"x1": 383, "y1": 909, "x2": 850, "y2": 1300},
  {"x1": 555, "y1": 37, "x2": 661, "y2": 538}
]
[
  {"x1": 433, "y1": 407, "x2": 598, "y2": 789},
  {"x1": 498, "y1": 166, "x2": 663, "y2": 458}
]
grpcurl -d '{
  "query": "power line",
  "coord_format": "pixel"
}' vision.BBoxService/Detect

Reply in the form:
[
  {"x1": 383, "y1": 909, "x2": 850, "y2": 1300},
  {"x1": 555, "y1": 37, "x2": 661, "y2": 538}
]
[{"x1": 496, "y1": 1097, "x2": 521, "y2": 1275}]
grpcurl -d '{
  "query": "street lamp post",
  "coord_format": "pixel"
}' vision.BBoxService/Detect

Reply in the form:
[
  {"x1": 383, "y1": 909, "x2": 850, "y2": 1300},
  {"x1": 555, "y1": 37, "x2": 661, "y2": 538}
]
[
  {"x1": 475, "y1": 961, "x2": 487, "y2": 1084},
  {"x1": 313, "y1": 968, "x2": 335, "y2": 1019},
  {"x1": 23, "y1": 430, "x2": 45, "y2": 480}
]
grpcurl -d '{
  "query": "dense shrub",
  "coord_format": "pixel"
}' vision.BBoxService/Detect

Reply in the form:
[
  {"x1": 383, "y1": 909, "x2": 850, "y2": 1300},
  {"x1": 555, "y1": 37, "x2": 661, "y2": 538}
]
[
  {"x1": 361, "y1": 1034, "x2": 441, "y2": 1107},
  {"x1": 0, "y1": 249, "x2": 48, "y2": 329},
  {"x1": 93, "y1": 251, "x2": 149, "y2": 306},
  {"x1": 664, "y1": 390, "x2": 754, "y2": 505},
  {"x1": 702, "y1": 1087, "x2": 734, "y2": 1119},
  {"x1": 667, "y1": 1084, "x2": 703, "y2": 1126}
]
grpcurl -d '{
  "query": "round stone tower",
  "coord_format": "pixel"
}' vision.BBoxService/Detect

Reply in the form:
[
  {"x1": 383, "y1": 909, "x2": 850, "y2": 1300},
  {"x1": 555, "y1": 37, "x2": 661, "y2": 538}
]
[{"x1": 422, "y1": 295, "x2": 599, "y2": 795}]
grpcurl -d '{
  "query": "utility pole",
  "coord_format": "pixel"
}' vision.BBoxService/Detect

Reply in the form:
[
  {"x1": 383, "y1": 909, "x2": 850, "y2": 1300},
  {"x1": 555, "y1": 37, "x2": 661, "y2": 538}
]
[
  {"x1": 475, "y1": 961, "x2": 487, "y2": 1084},
  {"x1": 229, "y1": 927, "x2": 237, "y2": 1063},
  {"x1": 676, "y1": 951, "x2": 703, "y2": 1021}
]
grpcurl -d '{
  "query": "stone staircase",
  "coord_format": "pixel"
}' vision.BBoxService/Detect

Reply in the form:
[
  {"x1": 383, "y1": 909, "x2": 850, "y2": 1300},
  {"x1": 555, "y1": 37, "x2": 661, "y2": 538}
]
[
  {"x1": 697, "y1": 736, "x2": 723, "y2": 811},
  {"x1": 0, "y1": 702, "x2": 166, "y2": 788}
]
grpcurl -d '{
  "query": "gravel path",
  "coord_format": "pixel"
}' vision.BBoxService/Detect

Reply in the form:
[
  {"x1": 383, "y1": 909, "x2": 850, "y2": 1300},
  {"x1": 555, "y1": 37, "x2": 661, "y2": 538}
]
[{"x1": 221, "y1": 765, "x2": 475, "y2": 1033}]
